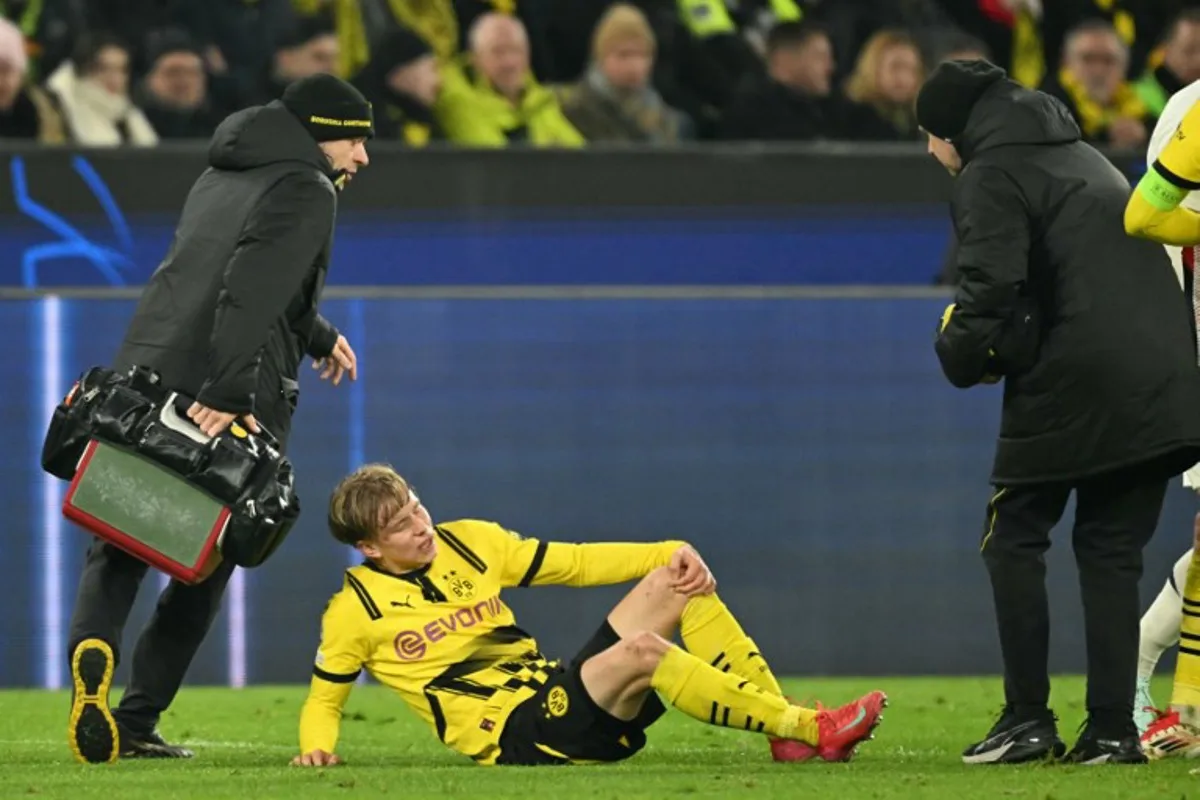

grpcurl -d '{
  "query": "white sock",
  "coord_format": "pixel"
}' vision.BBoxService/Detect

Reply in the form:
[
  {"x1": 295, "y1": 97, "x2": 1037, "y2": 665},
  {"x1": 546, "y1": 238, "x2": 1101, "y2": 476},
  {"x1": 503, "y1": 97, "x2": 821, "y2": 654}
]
[{"x1": 1139, "y1": 548, "x2": 1193, "y2": 679}]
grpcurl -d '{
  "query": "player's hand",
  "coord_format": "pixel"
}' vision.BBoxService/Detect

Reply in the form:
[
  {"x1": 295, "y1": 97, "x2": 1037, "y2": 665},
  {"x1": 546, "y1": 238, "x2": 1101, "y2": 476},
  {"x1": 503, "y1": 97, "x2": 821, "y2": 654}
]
[
  {"x1": 668, "y1": 544, "x2": 716, "y2": 597},
  {"x1": 313, "y1": 335, "x2": 357, "y2": 386},
  {"x1": 291, "y1": 750, "x2": 342, "y2": 767},
  {"x1": 187, "y1": 402, "x2": 259, "y2": 438}
]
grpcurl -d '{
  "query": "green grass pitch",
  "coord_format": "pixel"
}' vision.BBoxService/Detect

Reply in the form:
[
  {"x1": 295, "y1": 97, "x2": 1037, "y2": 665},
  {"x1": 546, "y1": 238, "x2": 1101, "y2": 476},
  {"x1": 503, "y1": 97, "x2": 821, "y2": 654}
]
[{"x1": 2, "y1": 676, "x2": 1197, "y2": 799}]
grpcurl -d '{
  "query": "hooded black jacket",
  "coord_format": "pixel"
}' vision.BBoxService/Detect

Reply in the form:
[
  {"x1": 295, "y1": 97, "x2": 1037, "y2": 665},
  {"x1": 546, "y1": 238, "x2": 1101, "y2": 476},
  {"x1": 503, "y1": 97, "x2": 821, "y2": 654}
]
[
  {"x1": 935, "y1": 79, "x2": 1200, "y2": 485},
  {"x1": 114, "y1": 100, "x2": 341, "y2": 443}
]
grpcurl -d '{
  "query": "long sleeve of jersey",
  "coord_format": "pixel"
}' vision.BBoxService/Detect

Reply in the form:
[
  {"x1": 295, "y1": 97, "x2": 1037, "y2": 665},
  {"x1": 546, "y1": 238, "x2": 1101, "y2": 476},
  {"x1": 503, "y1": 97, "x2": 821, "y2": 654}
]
[
  {"x1": 484, "y1": 524, "x2": 684, "y2": 588},
  {"x1": 1127, "y1": 100, "x2": 1200, "y2": 246},
  {"x1": 298, "y1": 597, "x2": 370, "y2": 755},
  {"x1": 299, "y1": 678, "x2": 353, "y2": 754}
]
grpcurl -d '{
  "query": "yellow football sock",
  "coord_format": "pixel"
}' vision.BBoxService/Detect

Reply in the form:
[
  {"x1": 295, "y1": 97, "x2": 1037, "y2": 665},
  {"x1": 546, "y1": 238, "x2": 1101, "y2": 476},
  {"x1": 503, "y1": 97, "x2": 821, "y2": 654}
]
[
  {"x1": 680, "y1": 593, "x2": 784, "y2": 697},
  {"x1": 650, "y1": 645, "x2": 819, "y2": 744},
  {"x1": 1172, "y1": 550, "x2": 1200, "y2": 709}
]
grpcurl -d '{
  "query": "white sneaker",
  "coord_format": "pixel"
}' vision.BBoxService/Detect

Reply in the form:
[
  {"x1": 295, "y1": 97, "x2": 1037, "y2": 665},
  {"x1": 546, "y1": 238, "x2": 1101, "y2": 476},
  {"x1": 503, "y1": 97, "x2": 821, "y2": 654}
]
[{"x1": 1135, "y1": 677, "x2": 1158, "y2": 735}]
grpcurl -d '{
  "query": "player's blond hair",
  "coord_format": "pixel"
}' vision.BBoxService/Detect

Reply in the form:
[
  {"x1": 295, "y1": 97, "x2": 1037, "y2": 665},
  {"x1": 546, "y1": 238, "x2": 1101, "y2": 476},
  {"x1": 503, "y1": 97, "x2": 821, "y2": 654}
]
[{"x1": 327, "y1": 463, "x2": 413, "y2": 546}]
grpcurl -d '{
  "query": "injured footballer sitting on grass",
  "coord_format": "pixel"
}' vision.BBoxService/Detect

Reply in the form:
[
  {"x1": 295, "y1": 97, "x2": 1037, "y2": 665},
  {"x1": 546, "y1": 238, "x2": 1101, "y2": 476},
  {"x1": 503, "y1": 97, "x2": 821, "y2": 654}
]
[{"x1": 292, "y1": 464, "x2": 886, "y2": 767}]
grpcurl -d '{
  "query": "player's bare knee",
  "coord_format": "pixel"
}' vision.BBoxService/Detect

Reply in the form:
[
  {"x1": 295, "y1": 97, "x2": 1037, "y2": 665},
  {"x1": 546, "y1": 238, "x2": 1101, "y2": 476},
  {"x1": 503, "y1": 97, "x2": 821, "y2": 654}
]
[
  {"x1": 623, "y1": 630, "x2": 671, "y2": 675},
  {"x1": 640, "y1": 567, "x2": 674, "y2": 596},
  {"x1": 639, "y1": 567, "x2": 688, "y2": 611}
]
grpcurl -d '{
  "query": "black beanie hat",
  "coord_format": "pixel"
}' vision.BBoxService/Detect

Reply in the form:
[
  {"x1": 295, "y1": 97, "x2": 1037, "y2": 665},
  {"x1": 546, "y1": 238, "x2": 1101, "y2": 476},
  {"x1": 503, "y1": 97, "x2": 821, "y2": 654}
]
[
  {"x1": 915, "y1": 59, "x2": 1007, "y2": 142},
  {"x1": 282, "y1": 73, "x2": 375, "y2": 142}
]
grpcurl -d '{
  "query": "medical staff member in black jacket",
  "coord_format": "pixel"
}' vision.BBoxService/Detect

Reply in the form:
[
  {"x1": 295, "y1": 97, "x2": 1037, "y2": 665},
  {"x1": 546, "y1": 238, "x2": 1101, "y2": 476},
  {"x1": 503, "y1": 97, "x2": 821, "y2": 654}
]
[
  {"x1": 65, "y1": 73, "x2": 371, "y2": 764},
  {"x1": 922, "y1": 58, "x2": 1200, "y2": 766}
]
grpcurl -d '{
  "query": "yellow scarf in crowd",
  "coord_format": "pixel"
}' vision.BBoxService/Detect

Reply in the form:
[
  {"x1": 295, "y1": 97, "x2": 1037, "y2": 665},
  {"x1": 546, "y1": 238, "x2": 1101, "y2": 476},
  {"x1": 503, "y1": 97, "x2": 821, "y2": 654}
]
[
  {"x1": 1009, "y1": 0, "x2": 1135, "y2": 90},
  {"x1": 1057, "y1": 67, "x2": 1146, "y2": 139}
]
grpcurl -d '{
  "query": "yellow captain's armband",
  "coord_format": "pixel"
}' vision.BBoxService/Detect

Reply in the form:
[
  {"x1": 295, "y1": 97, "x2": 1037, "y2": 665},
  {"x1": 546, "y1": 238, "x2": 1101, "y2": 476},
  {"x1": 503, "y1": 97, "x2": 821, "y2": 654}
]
[{"x1": 1137, "y1": 166, "x2": 1191, "y2": 211}]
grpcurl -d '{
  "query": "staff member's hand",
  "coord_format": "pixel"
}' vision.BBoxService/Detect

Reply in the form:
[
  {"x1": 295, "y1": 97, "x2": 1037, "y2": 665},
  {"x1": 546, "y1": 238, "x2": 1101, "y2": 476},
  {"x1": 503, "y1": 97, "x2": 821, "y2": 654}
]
[
  {"x1": 291, "y1": 750, "x2": 341, "y2": 767},
  {"x1": 187, "y1": 403, "x2": 259, "y2": 438},
  {"x1": 313, "y1": 335, "x2": 357, "y2": 386}
]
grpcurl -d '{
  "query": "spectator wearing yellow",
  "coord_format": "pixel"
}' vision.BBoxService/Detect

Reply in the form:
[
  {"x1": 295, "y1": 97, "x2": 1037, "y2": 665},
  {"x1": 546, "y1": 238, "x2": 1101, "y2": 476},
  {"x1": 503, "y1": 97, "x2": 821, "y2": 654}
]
[
  {"x1": 351, "y1": 27, "x2": 446, "y2": 147},
  {"x1": 842, "y1": 29, "x2": 924, "y2": 141},
  {"x1": 299, "y1": 0, "x2": 516, "y2": 80},
  {"x1": 678, "y1": 0, "x2": 802, "y2": 57},
  {"x1": 331, "y1": 0, "x2": 457, "y2": 78},
  {"x1": 677, "y1": 0, "x2": 802, "y2": 117},
  {"x1": 1041, "y1": 19, "x2": 1150, "y2": 149},
  {"x1": 0, "y1": 16, "x2": 64, "y2": 143},
  {"x1": 435, "y1": 13, "x2": 583, "y2": 147},
  {"x1": 1135, "y1": 10, "x2": 1200, "y2": 119},
  {"x1": 986, "y1": 0, "x2": 1139, "y2": 92},
  {"x1": 554, "y1": 4, "x2": 691, "y2": 144}
]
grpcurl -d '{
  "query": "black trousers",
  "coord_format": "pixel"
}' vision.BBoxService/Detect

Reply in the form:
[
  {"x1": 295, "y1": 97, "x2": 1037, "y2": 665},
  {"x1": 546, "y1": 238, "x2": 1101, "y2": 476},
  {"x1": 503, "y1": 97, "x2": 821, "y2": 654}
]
[
  {"x1": 982, "y1": 460, "x2": 1169, "y2": 731},
  {"x1": 66, "y1": 545, "x2": 235, "y2": 733},
  {"x1": 65, "y1": 402, "x2": 291, "y2": 734}
]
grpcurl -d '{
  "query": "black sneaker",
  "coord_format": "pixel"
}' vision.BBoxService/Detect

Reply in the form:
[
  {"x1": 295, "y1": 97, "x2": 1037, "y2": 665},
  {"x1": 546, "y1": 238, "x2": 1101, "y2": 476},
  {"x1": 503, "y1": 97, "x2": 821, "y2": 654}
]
[
  {"x1": 1064, "y1": 722, "x2": 1147, "y2": 765},
  {"x1": 117, "y1": 724, "x2": 195, "y2": 759},
  {"x1": 67, "y1": 639, "x2": 120, "y2": 765},
  {"x1": 962, "y1": 707, "x2": 1066, "y2": 764}
]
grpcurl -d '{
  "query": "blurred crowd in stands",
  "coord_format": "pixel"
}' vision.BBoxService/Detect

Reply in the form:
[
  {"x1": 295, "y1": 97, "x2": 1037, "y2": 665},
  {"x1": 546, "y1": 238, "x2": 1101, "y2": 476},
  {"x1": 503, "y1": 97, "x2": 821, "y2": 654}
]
[{"x1": 0, "y1": 0, "x2": 1196, "y2": 149}]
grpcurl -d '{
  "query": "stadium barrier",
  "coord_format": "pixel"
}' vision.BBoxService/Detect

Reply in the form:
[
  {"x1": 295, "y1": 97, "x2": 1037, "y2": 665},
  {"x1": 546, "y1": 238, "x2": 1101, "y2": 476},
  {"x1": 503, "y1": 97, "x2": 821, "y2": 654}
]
[
  {"x1": 3, "y1": 290, "x2": 1191, "y2": 687},
  {"x1": 0, "y1": 142, "x2": 1148, "y2": 289}
]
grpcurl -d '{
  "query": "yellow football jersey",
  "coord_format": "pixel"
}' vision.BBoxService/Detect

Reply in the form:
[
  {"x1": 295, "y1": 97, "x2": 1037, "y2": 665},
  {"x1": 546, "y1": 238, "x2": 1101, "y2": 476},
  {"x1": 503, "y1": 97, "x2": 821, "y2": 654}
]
[
  {"x1": 1127, "y1": 93, "x2": 1200, "y2": 246},
  {"x1": 298, "y1": 519, "x2": 681, "y2": 764},
  {"x1": 1155, "y1": 97, "x2": 1200, "y2": 189}
]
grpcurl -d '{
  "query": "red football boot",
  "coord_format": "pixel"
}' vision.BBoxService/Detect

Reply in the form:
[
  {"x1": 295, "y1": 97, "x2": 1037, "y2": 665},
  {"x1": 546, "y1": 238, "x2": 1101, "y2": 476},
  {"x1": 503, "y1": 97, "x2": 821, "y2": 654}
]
[
  {"x1": 812, "y1": 690, "x2": 888, "y2": 762},
  {"x1": 770, "y1": 697, "x2": 822, "y2": 762},
  {"x1": 770, "y1": 737, "x2": 819, "y2": 762}
]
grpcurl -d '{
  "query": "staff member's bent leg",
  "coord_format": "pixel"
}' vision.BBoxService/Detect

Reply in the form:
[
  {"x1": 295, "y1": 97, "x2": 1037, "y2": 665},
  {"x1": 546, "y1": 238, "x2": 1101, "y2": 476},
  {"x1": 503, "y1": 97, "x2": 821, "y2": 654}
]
[
  {"x1": 66, "y1": 540, "x2": 150, "y2": 764},
  {"x1": 112, "y1": 557, "x2": 237, "y2": 758}
]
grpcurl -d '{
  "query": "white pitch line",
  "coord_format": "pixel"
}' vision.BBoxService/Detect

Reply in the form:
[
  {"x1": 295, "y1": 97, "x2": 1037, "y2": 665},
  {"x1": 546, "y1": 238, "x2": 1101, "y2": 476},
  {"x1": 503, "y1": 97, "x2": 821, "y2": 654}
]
[
  {"x1": 184, "y1": 739, "x2": 293, "y2": 750},
  {"x1": 0, "y1": 739, "x2": 296, "y2": 751}
]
